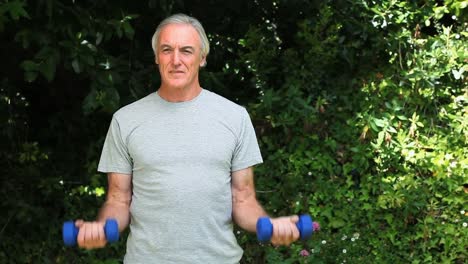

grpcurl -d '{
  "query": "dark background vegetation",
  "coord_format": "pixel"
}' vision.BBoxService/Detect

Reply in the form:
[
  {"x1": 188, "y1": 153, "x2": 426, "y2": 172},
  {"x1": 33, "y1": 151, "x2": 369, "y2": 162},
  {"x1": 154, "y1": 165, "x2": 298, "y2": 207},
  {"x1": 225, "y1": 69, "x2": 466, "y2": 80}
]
[{"x1": 0, "y1": 0, "x2": 466, "y2": 263}]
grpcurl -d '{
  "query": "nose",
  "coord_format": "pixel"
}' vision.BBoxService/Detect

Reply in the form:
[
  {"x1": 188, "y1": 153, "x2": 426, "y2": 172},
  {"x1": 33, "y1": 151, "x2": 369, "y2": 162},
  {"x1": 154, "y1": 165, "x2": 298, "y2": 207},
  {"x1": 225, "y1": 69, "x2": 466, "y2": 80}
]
[{"x1": 171, "y1": 50, "x2": 181, "y2": 65}]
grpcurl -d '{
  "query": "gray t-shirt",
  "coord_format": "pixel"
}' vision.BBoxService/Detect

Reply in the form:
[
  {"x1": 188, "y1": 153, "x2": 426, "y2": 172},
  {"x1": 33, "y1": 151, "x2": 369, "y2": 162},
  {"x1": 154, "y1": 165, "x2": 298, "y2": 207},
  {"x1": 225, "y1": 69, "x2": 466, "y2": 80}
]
[{"x1": 98, "y1": 89, "x2": 263, "y2": 263}]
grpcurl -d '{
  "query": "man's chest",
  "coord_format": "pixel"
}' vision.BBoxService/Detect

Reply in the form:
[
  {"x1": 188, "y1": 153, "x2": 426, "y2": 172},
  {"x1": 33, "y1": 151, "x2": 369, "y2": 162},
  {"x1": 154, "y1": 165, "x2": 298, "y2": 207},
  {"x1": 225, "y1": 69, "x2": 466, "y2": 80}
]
[{"x1": 127, "y1": 115, "x2": 238, "y2": 172}]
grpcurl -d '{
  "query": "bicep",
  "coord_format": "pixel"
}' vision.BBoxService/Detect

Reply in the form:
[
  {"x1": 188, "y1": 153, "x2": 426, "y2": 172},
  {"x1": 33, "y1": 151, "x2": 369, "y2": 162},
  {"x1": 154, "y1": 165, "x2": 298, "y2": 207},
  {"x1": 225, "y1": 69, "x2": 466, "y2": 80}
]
[
  {"x1": 231, "y1": 167, "x2": 266, "y2": 231},
  {"x1": 231, "y1": 167, "x2": 256, "y2": 203},
  {"x1": 107, "y1": 172, "x2": 132, "y2": 206}
]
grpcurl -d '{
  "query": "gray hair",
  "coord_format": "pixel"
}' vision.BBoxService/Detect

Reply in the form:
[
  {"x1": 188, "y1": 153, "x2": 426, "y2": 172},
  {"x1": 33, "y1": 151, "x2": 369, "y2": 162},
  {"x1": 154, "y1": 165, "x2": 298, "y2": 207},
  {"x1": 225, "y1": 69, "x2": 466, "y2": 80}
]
[{"x1": 151, "y1": 13, "x2": 210, "y2": 66}]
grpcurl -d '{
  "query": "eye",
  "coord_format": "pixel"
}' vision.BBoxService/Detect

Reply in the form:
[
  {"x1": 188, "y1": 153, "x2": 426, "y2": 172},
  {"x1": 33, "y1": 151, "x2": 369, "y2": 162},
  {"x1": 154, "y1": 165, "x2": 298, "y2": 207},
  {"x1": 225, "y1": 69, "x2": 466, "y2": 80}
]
[{"x1": 182, "y1": 49, "x2": 193, "y2": 54}]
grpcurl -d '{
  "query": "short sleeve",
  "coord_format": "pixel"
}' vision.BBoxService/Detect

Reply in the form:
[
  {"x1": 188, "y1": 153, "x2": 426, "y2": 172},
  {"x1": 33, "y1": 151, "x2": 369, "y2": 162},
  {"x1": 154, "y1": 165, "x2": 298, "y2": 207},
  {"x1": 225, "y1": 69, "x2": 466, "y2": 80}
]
[
  {"x1": 231, "y1": 108, "x2": 263, "y2": 171},
  {"x1": 97, "y1": 116, "x2": 133, "y2": 174}
]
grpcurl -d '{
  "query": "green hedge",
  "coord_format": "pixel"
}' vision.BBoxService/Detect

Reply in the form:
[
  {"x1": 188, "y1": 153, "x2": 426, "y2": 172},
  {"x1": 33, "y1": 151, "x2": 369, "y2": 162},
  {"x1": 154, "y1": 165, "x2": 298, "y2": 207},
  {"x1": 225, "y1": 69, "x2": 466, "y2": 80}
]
[{"x1": 0, "y1": 0, "x2": 466, "y2": 263}]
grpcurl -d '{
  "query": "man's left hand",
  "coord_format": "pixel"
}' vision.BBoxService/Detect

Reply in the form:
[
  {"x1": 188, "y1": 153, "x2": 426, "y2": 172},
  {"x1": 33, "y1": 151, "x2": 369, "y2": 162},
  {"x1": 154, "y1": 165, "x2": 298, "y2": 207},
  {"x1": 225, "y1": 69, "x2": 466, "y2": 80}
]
[{"x1": 269, "y1": 215, "x2": 300, "y2": 246}]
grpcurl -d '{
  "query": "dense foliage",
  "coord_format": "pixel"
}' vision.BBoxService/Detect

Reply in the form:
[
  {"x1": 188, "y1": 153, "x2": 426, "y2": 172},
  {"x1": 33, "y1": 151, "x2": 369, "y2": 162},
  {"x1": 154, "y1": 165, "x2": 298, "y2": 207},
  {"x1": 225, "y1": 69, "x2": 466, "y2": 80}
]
[{"x1": 0, "y1": 0, "x2": 466, "y2": 263}]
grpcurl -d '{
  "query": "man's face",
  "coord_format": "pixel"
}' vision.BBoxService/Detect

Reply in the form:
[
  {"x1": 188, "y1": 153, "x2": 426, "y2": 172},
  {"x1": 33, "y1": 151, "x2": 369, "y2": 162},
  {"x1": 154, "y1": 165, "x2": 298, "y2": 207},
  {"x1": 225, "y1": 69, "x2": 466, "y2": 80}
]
[{"x1": 156, "y1": 23, "x2": 206, "y2": 90}]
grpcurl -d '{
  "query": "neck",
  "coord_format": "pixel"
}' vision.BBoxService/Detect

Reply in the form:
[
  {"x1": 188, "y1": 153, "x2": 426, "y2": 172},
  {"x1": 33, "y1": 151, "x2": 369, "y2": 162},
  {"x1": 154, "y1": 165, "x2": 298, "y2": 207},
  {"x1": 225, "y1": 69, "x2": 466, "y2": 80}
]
[{"x1": 157, "y1": 84, "x2": 202, "y2": 102}]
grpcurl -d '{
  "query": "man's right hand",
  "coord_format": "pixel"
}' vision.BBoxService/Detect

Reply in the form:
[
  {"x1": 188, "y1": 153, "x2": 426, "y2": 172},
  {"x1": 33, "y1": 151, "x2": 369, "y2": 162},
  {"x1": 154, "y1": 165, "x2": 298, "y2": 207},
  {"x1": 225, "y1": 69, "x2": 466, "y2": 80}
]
[{"x1": 75, "y1": 220, "x2": 107, "y2": 249}]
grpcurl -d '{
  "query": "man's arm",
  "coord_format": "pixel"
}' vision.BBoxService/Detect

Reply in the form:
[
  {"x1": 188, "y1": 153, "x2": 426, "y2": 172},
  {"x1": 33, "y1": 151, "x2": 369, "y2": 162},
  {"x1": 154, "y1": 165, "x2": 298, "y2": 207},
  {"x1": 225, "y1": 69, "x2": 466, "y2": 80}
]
[
  {"x1": 76, "y1": 172, "x2": 132, "y2": 249},
  {"x1": 231, "y1": 167, "x2": 268, "y2": 232},
  {"x1": 231, "y1": 167, "x2": 300, "y2": 245},
  {"x1": 97, "y1": 172, "x2": 132, "y2": 230}
]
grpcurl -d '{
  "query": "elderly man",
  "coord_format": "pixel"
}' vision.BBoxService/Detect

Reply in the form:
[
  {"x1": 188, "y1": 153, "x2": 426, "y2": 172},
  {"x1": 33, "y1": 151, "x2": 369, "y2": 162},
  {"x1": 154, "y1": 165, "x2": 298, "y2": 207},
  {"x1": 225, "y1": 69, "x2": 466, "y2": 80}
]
[{"x1": 76, "y1": 13, "x2": 300, "y2": 263}]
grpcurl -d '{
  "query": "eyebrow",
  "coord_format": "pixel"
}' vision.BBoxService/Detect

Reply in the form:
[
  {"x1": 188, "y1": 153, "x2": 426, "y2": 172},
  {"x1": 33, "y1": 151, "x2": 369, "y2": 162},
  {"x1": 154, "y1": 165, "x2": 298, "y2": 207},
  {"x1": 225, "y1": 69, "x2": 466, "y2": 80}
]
[
  {"x1": 159, "y1": 44, "x2": 195, "y2": 51},
  {"x1": 181, "y1": 46, "x2": 195, "y2": 51}
]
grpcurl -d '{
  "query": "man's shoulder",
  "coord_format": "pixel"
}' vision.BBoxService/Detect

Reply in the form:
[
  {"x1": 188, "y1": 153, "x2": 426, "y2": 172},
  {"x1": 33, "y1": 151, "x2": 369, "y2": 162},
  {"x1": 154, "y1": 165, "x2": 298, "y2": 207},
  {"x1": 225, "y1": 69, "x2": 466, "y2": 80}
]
[
  {"x1": 113, "y1": 93, "x2": 156, "y2": 119},
  {"x1": 109, "y1": 93, "x2": 158, "y2": 131},
  {"x1": 203, "y1": 89, "x2": 246, "y2": 114}
]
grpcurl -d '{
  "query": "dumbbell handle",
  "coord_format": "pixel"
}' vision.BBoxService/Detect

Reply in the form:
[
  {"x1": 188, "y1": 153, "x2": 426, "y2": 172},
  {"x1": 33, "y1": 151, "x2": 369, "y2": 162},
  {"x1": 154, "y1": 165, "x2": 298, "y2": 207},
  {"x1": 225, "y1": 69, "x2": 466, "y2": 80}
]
[
  {"x1": 62, "y1": 218, "x2": 119, "y2": 246},
  {"x1": 256, "y1": 214, "x2": 314, "y2": 242}
]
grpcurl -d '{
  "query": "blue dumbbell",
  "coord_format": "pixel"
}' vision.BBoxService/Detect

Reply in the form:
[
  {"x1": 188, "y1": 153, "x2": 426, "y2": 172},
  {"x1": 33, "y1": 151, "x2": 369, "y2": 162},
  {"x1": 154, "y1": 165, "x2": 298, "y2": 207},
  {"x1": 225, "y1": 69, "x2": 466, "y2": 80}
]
[
  {"x1": 256, "y1": 214, "x2": 314, "y2": 242},
  {"x1": 62, "y1": 218, "x2": 119, "y2": 246}
]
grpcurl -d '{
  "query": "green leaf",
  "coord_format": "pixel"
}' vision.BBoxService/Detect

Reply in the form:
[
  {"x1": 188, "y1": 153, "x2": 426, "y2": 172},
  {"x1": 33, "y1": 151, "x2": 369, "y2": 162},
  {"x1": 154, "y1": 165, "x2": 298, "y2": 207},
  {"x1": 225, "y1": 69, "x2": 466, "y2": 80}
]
[
  {"x1": 384, "y1": 214, "x2": 394, "y2": 225},
  {"x1": 387, "y1": 126, "x2": 397, "y2": 133},
  {"x1": 4, "y1": 0, "x2": 30, "y2": 20},
  {"x1": 39, "y1": 57, "x2": 56, "y2": 82},
  {"x1": 452, "y1": 68, "x2": 464, "y2": 80},
  {"x1": 82, "y1": 54, "x2": 95, "y2": 66},
  {"x1": 86, "y1": 43, "x2": 97, "y2": 52},
  {"x1": 376, "y1": 131, "x2": 385, "y2": 146},
  {"x1": 330, "y1": 218, "x2": 346, "y2": 228},
  {"x1": 363, "y1": 203, "x2": 372, "y2": 210},
  {"x1": 122, "y1": 21, "x2": 135, "y2": 39},
  {"x1": 94, "y1": 187, "x2": 105, "y2": 197},
  {"x1": 20, "y1": 60, "x2": 38, "y2": 71},
  {"x1": 24, "y1": 71, "x2": 38, "y2": 82},
  {"x1": 82, "y1": 88, "x2": 98, "y2": 115},
  {"x1": 21, "y1": 60, "x2": 39, "y2": 82},
  {"x1": 374, "y1": 118, "x2": 386, "y2": 128},
  {"x1": 96, "y1": 32, "x2": 103, "y2": 45},
  {"x1": 72, "y1": 59, "x2": 81, "y2": 73}
]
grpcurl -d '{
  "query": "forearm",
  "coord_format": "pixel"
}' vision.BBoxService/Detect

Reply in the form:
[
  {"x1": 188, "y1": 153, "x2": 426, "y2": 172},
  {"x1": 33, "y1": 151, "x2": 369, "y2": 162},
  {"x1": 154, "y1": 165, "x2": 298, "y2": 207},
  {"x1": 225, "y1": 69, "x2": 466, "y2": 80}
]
[
  {"x1": 96, "y1": 173, "x2": 132, "y2": 232},
  {"x1": 232, "y1": 189, "x2": 268, "y2": 232},
  {"x1": 97, "y1": 200, "x2": 130, "y2": 232}
]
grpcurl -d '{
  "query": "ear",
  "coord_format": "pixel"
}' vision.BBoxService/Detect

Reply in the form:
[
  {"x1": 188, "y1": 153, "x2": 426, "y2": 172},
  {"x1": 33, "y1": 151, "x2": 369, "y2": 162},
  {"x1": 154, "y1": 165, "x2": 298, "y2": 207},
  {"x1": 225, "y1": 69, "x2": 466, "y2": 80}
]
[
  {"x1": 199, "y1": 56, "x2": 207, "y2": 67},
  {"x1": 155, "y1": 55, "x2": 159, "y2": 65}
]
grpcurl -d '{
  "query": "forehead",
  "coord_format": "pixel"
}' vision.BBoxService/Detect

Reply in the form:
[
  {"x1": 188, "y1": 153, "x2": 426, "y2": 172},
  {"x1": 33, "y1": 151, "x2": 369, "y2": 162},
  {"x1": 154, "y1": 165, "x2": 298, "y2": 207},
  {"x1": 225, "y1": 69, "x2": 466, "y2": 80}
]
[{"x1": 158, "y1": 23, "x2": 201, "y2": 48}]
